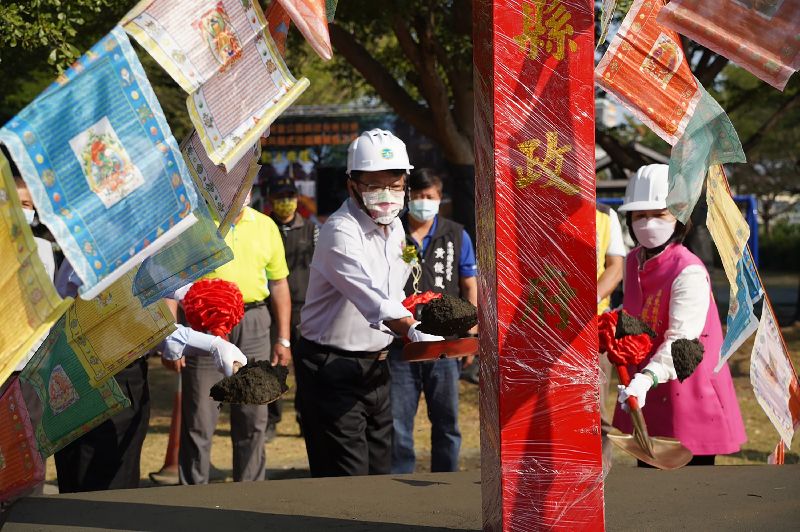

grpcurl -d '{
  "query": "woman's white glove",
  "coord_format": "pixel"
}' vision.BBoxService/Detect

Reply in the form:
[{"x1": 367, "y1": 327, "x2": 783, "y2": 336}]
[
  {"x1": 210, "y1": 337, "x2": 248, "y2": 377},
  {"x1": 617, "y1": 372, "x2": 654, "y2": 412},
  {"x1": 407, "y1": 322, "x2": 445, "y2": 343}
]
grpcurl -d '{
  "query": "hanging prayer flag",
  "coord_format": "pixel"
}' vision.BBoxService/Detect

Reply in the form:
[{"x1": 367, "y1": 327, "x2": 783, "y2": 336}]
[
  {"x1": 133, "y1": 202, "x2": 234, "y2": 306},
  {"x1": 0, "y1": 380, "x2": 45, "y2": 502},
  {"x1": 658, "y1": 0, "x2": 800, "y2": 91},
  {"x1": 717, "y1": 255, "x2": 760, "y2": 369},
  {"x1": 266, "y1": 1, "x2": 292, "y2": 57},
  {"x1": 750, "y1": 303, "x2": 800, "y2": 449},
  {"x1": 595, "y1": 0, "x2": 701, "y2": 145},
  {"x1": 0, "y1": 28, "x2": 199, "y2": 301},
  {"x1": 277, "y1": 0, "x2": 333, "y2": 60},
  {"x1": 182, "y1": 131, "x2": 260, "y2": 236},
  {"x1": 123, "y1": 0, "x2": 309, "y2": 171},
  {"x1": 20, "y1": 317, "x2": 130, "y2": 456},
  {"x1": 325, "y1": 0, "x2": 338, "y2": 22},
  {"x1": 66, "y1": 271, "x2": 175, "y2": 387},
  {"x1": 706, "y1": 165, "x2": 750, "y2": 294},
  {"x1": 0, "y1": 152, "x2": 72, "y2": 385},
  {"x1": 595, "y1": 0, "x2": 744, "y2": 223},
  {"x1": 666, "y1": 85, "x2": 745, "y2": 223}
]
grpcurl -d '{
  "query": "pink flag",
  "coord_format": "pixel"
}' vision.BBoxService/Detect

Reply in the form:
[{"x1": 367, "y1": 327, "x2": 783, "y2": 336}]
[
  {"x1": 277, "y1": 0, "x2": 333, "y2": 60},
  {"x1": 658, "y1": 0, "x2": 800, "y2": 90}
]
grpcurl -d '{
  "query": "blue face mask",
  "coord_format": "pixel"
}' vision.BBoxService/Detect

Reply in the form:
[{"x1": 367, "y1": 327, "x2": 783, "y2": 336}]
[{"x1": 408, "y1": 199, "x2": 440, "y2": 222}]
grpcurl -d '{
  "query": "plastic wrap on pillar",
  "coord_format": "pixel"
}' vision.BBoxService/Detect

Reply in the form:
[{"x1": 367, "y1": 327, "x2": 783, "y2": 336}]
[{"x1": 474, "y1": 1, "x2": 603, "y2": 530}]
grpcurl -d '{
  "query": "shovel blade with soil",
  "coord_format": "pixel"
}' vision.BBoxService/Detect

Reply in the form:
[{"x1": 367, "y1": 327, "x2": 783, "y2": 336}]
[
  {"x1": 607, "y1": 433, "x2": 694, "y2": 470},
  {"x1": 210, "y1": 361, "x2": 289, "y2": 405},
  {"x1": 403, "y1": 294, "x2": 479, "y2": 362}
]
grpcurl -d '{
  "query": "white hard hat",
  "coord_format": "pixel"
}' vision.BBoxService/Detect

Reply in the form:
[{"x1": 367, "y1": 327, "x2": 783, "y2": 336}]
[
  {"x1": 618, "y1": 164, "x2": 669, "y2": 212},
  {"x1": 346, "y1": 129, "x2": 414, "y2": 174}
]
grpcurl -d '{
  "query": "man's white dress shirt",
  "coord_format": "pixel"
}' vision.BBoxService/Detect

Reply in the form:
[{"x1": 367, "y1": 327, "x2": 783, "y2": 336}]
[{"x1": 300, "y1": 198, "x2": 412, "y2": 352}]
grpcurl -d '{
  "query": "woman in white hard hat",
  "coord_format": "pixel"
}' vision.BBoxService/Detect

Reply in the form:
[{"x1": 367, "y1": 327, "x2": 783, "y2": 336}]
[
  {"x1": 295, "y1": 129, "x2": 444, "y2": 477},
  {"x1": 614, "y1": 164, "x2": 746, "y2": 465}
]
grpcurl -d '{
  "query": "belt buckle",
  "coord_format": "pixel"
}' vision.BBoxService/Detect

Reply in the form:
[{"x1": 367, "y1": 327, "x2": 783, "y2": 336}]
[{"x1": 376, "y1": 350, "x2": 389, "y2": 361}]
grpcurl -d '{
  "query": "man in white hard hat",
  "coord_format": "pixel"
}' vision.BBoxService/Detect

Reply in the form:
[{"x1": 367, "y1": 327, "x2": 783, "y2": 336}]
[{"x1": 295, "y1": 129, "x2": 444, "y2": 477}]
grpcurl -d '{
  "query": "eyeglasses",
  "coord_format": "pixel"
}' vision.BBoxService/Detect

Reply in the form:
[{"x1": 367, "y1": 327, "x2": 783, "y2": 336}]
[{"x1": 351, "y1": 178, "x2": 406, "y2": 193}]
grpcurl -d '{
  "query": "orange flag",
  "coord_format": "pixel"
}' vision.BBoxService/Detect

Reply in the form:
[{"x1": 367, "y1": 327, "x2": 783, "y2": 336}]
[
  {"x1": 267, "y1": 1, "x2": 292, "y2": 57},
  {"x1": 277, "y1": 0, "x2": 333, "y2": 60}
]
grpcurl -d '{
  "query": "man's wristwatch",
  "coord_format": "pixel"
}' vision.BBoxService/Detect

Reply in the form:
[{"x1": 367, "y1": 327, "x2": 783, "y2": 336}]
[{"x1": 276, "y1": 337, "x2": 291, "y2": 348}]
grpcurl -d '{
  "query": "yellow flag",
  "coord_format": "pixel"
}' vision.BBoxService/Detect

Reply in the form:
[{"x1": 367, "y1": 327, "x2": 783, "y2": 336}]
[{"x1": 0, "y1": 151, "x2": 71, "y2": 384}]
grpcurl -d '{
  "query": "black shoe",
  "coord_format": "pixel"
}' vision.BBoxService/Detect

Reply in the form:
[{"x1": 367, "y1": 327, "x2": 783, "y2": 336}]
[{"x1": 265, "y1": 422, "x2": 277, "y2": 443}]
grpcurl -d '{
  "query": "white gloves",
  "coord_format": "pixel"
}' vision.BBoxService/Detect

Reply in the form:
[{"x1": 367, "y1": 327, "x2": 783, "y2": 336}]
[
  {"x1": 407, "y1": 322, "x2": 445, "y2": 343},
  {"x1": 210, "y1": 336, "x2": 248, "y2": 377},
  {"x1": 617, "y1": 372, "x2": 654, "y2": 412}
]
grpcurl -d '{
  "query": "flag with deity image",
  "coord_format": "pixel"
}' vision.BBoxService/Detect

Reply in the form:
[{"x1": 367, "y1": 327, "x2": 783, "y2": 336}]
[
  {"x1": 658, "y1": 0, "x2": 800, "y2": 91},
  {"x1": 0, "y1": 28, "x2": 199, "y2": 300},
  {"x1": 122, "y1": 0, "x2": 309, "y2": 171},
  {"x1": 595, "y1": 0, "x2": 745, "y2": 224}
]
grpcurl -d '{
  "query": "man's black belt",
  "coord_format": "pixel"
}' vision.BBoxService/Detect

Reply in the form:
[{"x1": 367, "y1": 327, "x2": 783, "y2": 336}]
[
  {"x1": 299, "y1": 336, "x2": 389, "y2": 360},
  {"x1": 244, "y1": 300, "x2": 267, "y2": 311}
]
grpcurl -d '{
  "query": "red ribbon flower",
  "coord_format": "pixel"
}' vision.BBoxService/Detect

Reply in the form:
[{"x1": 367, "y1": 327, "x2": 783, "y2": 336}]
[
  {"x1": 402, "y1": 291, "x2": 442, "y2": 315},
  {"x1": 183, "y1": 278, "x2": 245, "y2": 339},
  {"x1": 598, "y1": 310, "x2": 654, "y2": 366}
]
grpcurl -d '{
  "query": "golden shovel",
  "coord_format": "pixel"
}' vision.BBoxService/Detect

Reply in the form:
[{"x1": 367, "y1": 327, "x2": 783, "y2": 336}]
[{"x1": 608, "y1": 364, "x2": 693, "y2": 470}]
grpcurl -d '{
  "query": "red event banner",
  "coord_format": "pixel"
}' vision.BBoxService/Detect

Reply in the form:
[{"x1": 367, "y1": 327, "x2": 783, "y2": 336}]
[{"x1": 474, "y1": 1, "x2": 603, "y2": 530}]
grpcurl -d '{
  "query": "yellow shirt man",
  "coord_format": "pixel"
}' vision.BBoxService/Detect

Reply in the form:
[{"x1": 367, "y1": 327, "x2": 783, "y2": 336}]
[{"x1": 206, "y1": 206, "x2": 289, "y2": 303}]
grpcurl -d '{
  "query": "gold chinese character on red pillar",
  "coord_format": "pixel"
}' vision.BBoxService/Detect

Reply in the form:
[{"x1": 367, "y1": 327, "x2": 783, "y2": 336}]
[
  {"x1": 515, "y1": 131, "x2": 577, "y2": 195},
  {"x1": 521, "y1": 263, "x2": 576, "y2": 330},
  {"x1": 514, "y1": 0, "x2": 578, "y2": 61}
]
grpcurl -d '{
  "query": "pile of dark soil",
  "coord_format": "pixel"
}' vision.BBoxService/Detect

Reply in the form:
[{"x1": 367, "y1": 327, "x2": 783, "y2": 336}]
[
  {"x1": 671, "y1": 339, "x2": 704, "y2": 382},
  {"x1": 210, "y1": 361, "x2": 289, "y2": 404},
  {"x1": 417, "y1": 294, "x2": 478, "y2": 337},
  {"x1": 615, "y1": 311, "x2": 656, "y2": 339}
]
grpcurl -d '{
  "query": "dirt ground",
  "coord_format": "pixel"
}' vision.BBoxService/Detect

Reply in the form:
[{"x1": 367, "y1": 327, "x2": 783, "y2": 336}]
[{"x1": 42, "y1": 273, "x2": 800, "y2": 486}]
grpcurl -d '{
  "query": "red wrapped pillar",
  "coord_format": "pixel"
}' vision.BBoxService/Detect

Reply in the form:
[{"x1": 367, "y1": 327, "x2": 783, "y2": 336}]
[{"x1": 474, "y1": 1, "x2": 604, "y2": 529}]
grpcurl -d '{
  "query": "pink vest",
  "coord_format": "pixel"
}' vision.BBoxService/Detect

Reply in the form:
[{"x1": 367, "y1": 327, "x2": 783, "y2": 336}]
[{"x1": 612, "y1": 244, "x2": 746, "y2": 455}]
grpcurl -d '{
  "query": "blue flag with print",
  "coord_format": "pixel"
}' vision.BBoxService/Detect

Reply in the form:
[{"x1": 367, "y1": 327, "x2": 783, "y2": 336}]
[{"x1": 0, "y1": 27, "x2": 198, "y2": 300}]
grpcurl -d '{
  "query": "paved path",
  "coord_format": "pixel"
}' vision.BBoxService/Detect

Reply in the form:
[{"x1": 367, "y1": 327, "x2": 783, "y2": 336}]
[{"x1": 5, "y1": 465, "x2": 799, "y2": 530}]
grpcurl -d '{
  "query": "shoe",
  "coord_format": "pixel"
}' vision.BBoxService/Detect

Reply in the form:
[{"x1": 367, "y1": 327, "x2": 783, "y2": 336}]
[
  {"x1": 265, "y1": 422, "x2": 277, "y2": 443},
  {"x1": 149, "y1": 465, "x2": 179, "y2": 486}
]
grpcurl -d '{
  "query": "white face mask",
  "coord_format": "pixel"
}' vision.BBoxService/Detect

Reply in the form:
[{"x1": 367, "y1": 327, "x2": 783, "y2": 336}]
[
  {"x1": 632, "y1": 217, "x2": 676, "y2": 249},
  {"x1": 408, "y1": 199, "x2": 440, "y2": 222},
  {"x1": 22, "y1": 208, "x2": 36, "y2": 226},
  {"x1": 361, "y1": 188, "x2": 405, "y2": 225}
]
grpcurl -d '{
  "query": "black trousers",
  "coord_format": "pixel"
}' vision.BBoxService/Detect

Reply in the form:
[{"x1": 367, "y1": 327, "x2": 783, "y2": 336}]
[
  {"x1": 294, "y1": 337, "x2": 392, "y2": 477},
  {"x1": 54, "y1": 357, "x2": 150, "y2": 493}
]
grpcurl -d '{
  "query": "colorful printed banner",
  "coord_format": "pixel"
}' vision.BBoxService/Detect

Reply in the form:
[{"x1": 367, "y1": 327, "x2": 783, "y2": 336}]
[
  {"x1": 20, "y1": 316, "x2": 130, "y2": 456},
  {"x1": 706, "y1": 165, "x2": 750, "y2": 294},
  {"x1": 595, "y1": 0, "x2": 744, "y2": 223},
  {"x1": 66, "y1": 271, "x2": 175, "y2": 387},
  {"x1": 123, "y1": 0, "x2": 309, "y2": 171},
  {"x1": 0, "y1": 380, "x2": 45, "y2": 502},
  {"x1": 595, "y1": 0, "x2": 700, "y2": 145},
  {"x1": 133, "y1": 203, "x2": 234, "y2": 306},
  {"x1": 0, "y1": 152, "x2": 72, "y2": 385},
  {"x1": 182, "y1": 130, "x2": 260, "y2": 236},
  {"x1": 277, "y1": 0, "x2": 332, "y2": 60},
  {"x1": 658, "y1": 0, "x2": 800, "y2": 91},
  {"x1": 750, "y1": 304, "x2": 800, "y2": 449},
  {"x1": 0, "y1": 28, "x2": 199, "y2": 300},
  {"x1": 718, "y1": 254, "x2": 760, "y2": 368},
  {"x1": 266, "y1": 0, "x2": 292, "y2": 56},
  {"x1": 666, "y1": 85, "x2": 745, "y2": 223}
]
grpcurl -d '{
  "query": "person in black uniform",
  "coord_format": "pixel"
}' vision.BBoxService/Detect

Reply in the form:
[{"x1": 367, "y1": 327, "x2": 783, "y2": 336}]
[
  {"x1": 389, "y1": 168, "x2": 478, "y2": 473},
  {"x1": 266, "y1": 174, "x2": 318, "y2": 438}
]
